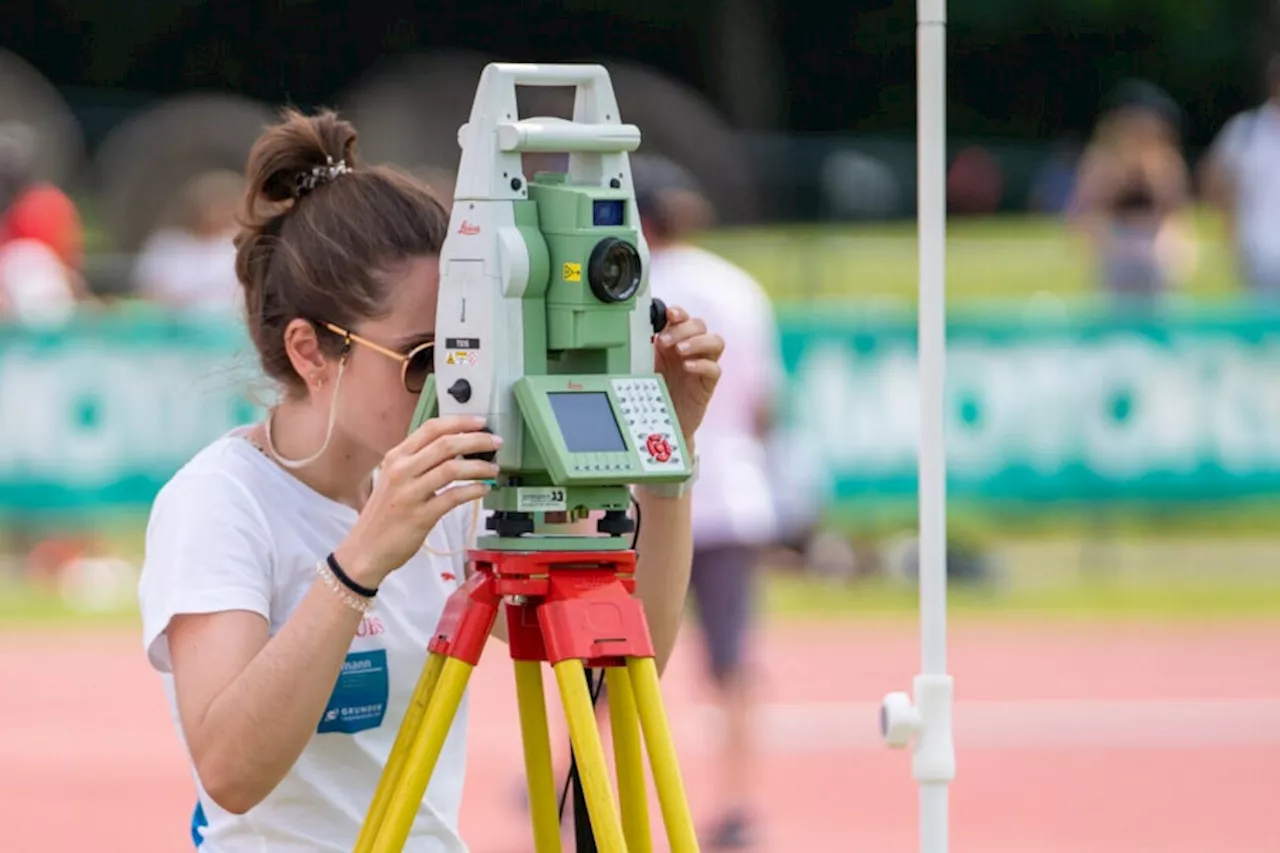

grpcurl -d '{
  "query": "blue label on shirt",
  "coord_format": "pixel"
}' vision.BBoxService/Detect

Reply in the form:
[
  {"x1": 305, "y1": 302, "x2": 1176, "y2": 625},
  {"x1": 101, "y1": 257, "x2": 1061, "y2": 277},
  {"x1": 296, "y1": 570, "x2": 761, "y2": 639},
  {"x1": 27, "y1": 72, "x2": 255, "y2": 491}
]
[
  {"x1": 191, "y1": 800, "x2": 207, "y2": 848},
  {"x1": 318, "y1": 649, "x2": 389, "y2": 735}
]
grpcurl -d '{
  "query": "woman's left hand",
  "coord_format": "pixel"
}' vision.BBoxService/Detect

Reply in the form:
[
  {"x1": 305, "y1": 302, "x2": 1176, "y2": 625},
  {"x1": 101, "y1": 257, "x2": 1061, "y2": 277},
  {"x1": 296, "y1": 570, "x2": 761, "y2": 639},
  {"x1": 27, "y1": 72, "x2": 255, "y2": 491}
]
[{"x1": 653, "y1": 303, "x2": 724, "y2": 448}]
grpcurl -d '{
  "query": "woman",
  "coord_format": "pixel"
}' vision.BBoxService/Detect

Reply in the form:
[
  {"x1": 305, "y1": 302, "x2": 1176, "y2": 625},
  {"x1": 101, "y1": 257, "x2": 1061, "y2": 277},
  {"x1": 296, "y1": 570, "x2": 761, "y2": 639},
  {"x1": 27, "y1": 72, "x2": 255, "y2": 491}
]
[
  {"x1": 137, "y1": 107, "x2": 723, "y2": 851},
  {"x1": 1067, "y1": 80, "x2": 1197, "y2": 304}
]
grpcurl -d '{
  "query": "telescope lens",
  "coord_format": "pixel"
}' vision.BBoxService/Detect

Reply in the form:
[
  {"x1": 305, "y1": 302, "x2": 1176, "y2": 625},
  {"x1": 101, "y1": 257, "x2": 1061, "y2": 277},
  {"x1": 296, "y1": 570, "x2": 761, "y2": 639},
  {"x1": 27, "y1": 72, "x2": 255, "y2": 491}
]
[{"x1": 588, "y1": 238, "x2": 642, "y2": 303}]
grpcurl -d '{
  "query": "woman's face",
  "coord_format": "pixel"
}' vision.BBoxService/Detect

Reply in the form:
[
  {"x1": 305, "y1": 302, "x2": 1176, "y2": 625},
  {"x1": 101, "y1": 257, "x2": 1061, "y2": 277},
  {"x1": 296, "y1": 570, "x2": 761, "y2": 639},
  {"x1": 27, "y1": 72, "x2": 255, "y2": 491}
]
[{"x1": 330, "y1": 254, "x2": 440, "y2": 458}]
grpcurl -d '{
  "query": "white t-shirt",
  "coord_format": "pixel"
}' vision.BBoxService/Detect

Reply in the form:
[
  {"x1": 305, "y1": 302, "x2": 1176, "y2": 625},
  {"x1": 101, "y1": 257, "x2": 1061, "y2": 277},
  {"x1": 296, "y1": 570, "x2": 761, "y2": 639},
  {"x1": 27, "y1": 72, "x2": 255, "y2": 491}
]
[
  {"x1": 0, "y1": 238, "x2": 77, "y2": 325},
  {"x1": 133, "y1": 227, "x2": 243, "y2": 313},
  {"x1": 1209, "y1": 102, "x2": 1280, "y2": 288},
  {"x1": 648, "y1": 243, "x2": 784, "y2": 549},
  {"x1": 137, "y1": 428, "x2": 478, "y2": 851}
]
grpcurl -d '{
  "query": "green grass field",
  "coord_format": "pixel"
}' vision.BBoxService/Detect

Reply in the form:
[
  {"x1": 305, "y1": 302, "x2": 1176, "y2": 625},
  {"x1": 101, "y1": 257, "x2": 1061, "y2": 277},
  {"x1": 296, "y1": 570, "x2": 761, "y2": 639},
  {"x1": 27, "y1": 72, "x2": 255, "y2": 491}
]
[
  {"x1": 84, "y1": 207, "x2": 1244, "y2": 308},
  {"x1": 5, "y1": 543, "x2": 1280, "y2": 633},
  {"x1": 693, "y1": 209, "x2": 1242, "y2": 306}
]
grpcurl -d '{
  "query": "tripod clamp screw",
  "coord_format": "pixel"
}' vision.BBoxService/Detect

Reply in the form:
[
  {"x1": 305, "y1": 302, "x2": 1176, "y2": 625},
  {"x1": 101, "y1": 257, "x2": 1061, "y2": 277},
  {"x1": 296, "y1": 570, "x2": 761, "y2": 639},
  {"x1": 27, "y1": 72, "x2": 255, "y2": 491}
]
[{"x1": 880, "y1": 691, "x2": 921, "y2": 748}]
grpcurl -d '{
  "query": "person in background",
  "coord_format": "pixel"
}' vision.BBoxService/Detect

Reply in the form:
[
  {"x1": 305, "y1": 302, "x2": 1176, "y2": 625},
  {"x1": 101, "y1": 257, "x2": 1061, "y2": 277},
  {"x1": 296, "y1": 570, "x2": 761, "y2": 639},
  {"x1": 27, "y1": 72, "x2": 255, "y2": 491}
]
[
  {"x1": 132, "y1": 169, "x2": 245, "y2": 313},
  {"x1": 0, "y1": 121, "x2": 92, "y2": 583},
  {"x1": 1199, "y1": 52, "x2": 1280, "y2": 297},
  {"x1": 1067, "y1": 79, "x2": 1197, "y2": 305},
  {"x1": 0, "y1": 121, "x2": 91, "y2": 324},
  {"x1": 631, "y1": 152, "x2": 782, "y2": 849}
]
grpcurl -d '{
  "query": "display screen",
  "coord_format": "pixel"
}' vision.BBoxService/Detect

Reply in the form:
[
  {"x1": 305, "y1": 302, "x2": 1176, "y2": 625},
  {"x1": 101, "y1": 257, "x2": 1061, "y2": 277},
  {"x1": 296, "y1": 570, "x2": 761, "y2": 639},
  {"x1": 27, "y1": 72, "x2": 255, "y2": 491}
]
[
  {"x1": 548, "y1": 392, "x2": 627, "y2": 453},
  {"x1": 593, "y1": 199, "x2": 625, "y2": 227}
]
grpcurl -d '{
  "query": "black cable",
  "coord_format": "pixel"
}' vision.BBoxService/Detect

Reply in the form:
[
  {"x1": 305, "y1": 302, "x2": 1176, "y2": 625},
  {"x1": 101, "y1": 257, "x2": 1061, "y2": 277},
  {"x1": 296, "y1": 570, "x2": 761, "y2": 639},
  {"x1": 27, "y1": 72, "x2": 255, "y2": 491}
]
[{"x1": 557, "y1": 496, "x2": 643, "y2": 850}]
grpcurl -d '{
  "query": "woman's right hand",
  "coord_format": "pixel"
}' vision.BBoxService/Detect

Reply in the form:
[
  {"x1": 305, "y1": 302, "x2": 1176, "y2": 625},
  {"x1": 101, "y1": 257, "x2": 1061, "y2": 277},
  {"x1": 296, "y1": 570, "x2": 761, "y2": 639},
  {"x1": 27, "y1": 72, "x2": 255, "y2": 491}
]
[{"x1": 334, "y1": 416, "x2": 501, "y2": 588}]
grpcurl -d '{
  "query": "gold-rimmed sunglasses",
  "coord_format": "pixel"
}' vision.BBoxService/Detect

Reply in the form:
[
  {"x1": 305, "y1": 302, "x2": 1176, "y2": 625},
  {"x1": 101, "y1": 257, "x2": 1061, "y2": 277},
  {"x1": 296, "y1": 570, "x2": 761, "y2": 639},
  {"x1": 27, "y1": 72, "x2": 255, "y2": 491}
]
[{"x1": 320, "y1": 321, "x2": 435, "y2": 394}]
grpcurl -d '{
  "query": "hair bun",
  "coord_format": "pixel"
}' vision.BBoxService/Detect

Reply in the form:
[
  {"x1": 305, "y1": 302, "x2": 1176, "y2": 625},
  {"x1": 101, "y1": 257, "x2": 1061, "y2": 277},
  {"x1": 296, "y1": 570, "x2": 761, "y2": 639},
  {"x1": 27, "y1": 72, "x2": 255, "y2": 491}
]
[
  {"x1": 244, "y1": 108, "x2": 360, "y2": 211},
  {"x1": 233, "y1": 108, "x2": 361, "y2": 329}
]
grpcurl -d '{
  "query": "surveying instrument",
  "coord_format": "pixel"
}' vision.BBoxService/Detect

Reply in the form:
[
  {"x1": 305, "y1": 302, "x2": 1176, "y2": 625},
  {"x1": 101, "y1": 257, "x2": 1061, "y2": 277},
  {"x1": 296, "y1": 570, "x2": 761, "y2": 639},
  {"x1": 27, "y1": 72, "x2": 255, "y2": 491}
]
[{"x1": 354, "y1": 63, "x2": 699, "y2": 853}]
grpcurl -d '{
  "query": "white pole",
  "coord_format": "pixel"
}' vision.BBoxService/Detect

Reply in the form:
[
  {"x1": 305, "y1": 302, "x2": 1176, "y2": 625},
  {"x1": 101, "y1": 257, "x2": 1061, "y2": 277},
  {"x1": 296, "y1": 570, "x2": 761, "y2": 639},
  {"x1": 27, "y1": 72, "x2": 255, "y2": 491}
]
[
  {"x1": 914, "y1": 0, "x2": 954, "y2": 850},
  {"x1": 879, "y1": 1, "x2": 955, "y2": 851}
]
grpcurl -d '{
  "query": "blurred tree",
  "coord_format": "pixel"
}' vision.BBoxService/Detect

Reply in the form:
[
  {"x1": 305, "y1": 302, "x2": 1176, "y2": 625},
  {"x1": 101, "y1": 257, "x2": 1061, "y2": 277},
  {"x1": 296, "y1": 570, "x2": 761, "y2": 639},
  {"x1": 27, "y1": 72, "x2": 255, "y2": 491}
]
[{"x1": 2, "y1": 0, "x2": 1273, "y2": 160}]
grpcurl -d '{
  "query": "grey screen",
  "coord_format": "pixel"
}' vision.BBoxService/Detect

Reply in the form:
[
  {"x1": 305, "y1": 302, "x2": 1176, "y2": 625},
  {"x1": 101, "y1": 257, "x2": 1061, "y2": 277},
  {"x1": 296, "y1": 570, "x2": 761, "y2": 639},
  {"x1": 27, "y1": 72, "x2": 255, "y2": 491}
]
[{"x1": 547, "y1": 392, "x2": 626, "y2": 453}]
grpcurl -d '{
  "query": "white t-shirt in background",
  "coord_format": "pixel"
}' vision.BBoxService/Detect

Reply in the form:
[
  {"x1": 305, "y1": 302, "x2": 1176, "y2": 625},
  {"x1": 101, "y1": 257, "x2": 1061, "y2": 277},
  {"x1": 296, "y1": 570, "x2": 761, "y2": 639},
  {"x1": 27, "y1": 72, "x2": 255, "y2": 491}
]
[
  {"x1": 1209, "y1": 102, "x2": 1280, "y2": 289},
  {"x1": 137, "y1": 429, "x2": 477, "y2": 852},
  {"x1": 0, "y1": 238, "x2": 78, "y2": 325},
  {"x1": 648, "y1": 243, "x2": 784, "y2": 550},
  {"x1": 133, "y1": 227, "x2": 243, "y2": 313}
]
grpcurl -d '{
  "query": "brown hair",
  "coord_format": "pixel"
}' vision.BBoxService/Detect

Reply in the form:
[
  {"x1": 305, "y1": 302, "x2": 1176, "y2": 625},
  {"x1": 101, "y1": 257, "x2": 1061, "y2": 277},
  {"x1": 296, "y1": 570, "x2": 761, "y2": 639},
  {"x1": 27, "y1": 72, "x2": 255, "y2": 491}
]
[{"x1": 234, "y1": 107, "x2": 450, "y2": 392}]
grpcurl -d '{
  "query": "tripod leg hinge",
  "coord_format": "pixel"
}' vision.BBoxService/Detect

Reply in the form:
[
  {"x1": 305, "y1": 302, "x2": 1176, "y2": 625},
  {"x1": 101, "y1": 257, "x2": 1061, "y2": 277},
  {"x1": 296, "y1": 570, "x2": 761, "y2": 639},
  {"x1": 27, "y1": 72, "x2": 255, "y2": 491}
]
[{"x1": 427, "y1": 571, "x2": 501, "y2": 665}]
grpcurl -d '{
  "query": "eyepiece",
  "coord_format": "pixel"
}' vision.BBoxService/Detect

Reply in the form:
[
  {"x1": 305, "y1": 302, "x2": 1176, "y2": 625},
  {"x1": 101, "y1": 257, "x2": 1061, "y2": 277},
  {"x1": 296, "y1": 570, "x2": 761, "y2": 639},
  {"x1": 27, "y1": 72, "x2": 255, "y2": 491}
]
[{"x1": 587, "y1": 238, "x2": 642, "y2": 303}]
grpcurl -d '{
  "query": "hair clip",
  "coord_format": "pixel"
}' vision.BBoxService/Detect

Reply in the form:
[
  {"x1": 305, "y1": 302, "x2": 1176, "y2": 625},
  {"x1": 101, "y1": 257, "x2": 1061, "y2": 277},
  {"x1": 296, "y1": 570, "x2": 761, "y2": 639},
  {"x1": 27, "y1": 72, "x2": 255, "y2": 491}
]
[{"x1": 294, "y1": 156, "x2": 352, "y2": 198}]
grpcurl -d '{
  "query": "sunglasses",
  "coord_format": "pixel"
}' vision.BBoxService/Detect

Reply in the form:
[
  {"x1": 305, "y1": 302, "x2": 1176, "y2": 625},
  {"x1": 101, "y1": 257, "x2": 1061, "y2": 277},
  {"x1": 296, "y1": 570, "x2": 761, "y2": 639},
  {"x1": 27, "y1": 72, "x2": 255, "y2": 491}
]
[{"x1": 321, "y1": 321, "x2": 435, "y2": 394}]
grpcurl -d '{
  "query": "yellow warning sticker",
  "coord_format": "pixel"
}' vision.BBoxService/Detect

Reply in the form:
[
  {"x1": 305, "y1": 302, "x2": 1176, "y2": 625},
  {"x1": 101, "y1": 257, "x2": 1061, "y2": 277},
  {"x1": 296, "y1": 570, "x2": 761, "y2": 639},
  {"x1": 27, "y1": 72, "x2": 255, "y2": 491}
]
[
  {"x1": 563, "y1": 262, "x2": 582, "y2": 282},
  {"x1": 446, "y1": 350, "x2": 478, "y2": 367}
]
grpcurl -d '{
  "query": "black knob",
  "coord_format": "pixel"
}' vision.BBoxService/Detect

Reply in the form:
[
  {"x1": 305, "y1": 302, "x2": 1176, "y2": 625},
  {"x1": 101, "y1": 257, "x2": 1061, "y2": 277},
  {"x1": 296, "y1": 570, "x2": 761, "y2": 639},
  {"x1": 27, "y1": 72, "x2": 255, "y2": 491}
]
[
  {"x1": 650, "y1": 298, "x2": 668, "y2": 335},
  {"x1": 448, "y1": 379, "x2": 472, "y2": 403},
  {"x1": 463, "y1": 426, "x2": 497, "y2": 463}
]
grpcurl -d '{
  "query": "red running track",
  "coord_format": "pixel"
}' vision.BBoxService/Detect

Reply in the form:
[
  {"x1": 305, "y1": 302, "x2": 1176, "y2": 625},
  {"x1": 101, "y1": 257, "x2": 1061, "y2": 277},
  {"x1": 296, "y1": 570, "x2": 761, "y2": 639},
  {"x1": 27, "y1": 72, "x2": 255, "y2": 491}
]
[{"x1": 0, "y1": 617, "x2": 1277, "y2": 852}]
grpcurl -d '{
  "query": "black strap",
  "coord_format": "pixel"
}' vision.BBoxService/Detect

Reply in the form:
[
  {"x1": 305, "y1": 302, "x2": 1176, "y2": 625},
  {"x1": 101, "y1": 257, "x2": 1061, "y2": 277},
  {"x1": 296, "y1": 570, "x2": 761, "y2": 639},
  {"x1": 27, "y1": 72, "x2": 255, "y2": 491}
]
[
  {"x1": 572, "y1": 749, "x2": 596, "y2": 853},
  {"x1": 326, "y1": 552, "x2": 378, "y2": 598},
  {"x1": 571, "y1": 667, "x2": 601, "y2": 853}
]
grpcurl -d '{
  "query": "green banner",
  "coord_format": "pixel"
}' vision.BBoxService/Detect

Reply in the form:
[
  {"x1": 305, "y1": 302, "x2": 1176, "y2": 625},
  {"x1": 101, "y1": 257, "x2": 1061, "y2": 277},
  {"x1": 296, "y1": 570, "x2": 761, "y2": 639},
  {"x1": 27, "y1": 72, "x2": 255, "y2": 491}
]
[
  {"x1": 776, "y1": 303, "x2": 1280, "y2": 505},
  {"x1": 0, "y1": 310, "x2": 262, "y2": 517},
  {"x1": 4, "y1": 303, "x2": 1280, "y2": 517}
]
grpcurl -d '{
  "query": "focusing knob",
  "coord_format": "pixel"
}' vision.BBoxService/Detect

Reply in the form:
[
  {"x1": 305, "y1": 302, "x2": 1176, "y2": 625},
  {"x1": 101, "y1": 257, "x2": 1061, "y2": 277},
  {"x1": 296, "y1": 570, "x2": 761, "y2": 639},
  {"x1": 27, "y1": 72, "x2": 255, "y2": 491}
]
[
  {"x1": 463, "y1": 426, "x2": 497, "y2": 463},
  {"x1": 448, "y1": 379, "x2": 472, "y2": 403},
  {"x1": 651, "y1": 298, "x2": 668, "y2": 335}
]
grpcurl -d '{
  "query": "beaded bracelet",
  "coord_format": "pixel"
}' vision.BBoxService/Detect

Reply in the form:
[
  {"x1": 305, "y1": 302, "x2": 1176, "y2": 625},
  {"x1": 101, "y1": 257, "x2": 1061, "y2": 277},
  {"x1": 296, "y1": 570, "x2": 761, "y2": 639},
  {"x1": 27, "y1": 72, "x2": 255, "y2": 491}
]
[{"x1": 316, "y1": 559, "x2": 376, "y2": 615}]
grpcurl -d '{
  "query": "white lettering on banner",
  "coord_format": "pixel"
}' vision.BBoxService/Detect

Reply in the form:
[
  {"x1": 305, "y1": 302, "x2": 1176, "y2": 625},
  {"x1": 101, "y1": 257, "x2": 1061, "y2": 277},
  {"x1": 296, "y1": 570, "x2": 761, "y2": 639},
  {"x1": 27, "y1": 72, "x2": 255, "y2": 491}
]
[
  {"x1": 1077, "y1": 336, "x2": 1163, "y2": 479},
  {"x1": 1018, "y1": 342, "x2": 1076, "y2": 476},
  {"x1": 785, "y1": 333, "x2": 1280, "y2": 485},
  {"x1": 0, "y1": 345, "x2": 260, "y2": 487},
  {"x1": 947, "y1": 342, "x2": 1023, "y2": 478},
  {"x1": 797, "y1": 342, "x2": 917, "y2": 474}
]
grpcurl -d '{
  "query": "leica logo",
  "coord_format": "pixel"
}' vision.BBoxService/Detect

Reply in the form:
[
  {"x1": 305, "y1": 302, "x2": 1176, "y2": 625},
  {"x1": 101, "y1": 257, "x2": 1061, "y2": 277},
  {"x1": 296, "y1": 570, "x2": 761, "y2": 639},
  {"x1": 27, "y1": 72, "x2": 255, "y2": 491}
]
[{"x1": 458, "y1": 221, "x2": 480, "y2": 235}]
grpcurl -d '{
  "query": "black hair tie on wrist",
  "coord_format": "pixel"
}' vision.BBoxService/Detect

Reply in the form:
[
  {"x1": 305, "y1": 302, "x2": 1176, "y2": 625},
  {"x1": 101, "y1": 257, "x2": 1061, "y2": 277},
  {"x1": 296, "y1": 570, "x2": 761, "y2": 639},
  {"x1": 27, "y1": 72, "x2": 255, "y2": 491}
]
[{"x1": 326, "y1": 553, "x2": 378, "y2": 598}]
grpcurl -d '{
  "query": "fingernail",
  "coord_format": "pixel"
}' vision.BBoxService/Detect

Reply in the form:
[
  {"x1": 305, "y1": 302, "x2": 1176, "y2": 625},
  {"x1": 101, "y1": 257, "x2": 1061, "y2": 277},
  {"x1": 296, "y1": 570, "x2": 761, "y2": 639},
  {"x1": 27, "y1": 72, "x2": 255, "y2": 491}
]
[
  {"x1": 677, "y1": 342, "x2": 690, "y2": 354},
  {"x1": 658, "y1": 333, "x2": 672, "y2": 346},
  {"x1": 492, "y1": 435, "x2": 504, "y2": 447}
]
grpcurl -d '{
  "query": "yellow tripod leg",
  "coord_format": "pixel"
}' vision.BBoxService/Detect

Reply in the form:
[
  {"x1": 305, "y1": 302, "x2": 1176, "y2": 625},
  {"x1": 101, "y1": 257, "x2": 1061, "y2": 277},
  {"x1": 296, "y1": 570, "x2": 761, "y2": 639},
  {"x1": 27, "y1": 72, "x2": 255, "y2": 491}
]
[
  {"x1": 370, "y1": 657, "x2": 473, "y2": 853},
  {"x1": 553, "y1": 659, "x2": 628, "y2": 853},
  {"x1": 606, "y1": 667, "x2": 652, "y2": 853},
  {"x1": 354, "y1": 652, "x2": 446, "y2": 853},
  {"x1": 627, "y1": 657, "x2": 699, "y2": 853},
  {"x1": 514, "y1": 660, "x2": 562, "y2": 853}
]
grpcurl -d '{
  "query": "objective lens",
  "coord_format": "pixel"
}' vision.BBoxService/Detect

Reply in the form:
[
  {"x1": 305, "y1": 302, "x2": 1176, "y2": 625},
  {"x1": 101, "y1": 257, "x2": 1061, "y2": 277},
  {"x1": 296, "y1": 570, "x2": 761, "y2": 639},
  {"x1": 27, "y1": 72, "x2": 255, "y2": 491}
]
[{"x1": 587, "y1": 238, "x2": 642, "y2": 303}]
